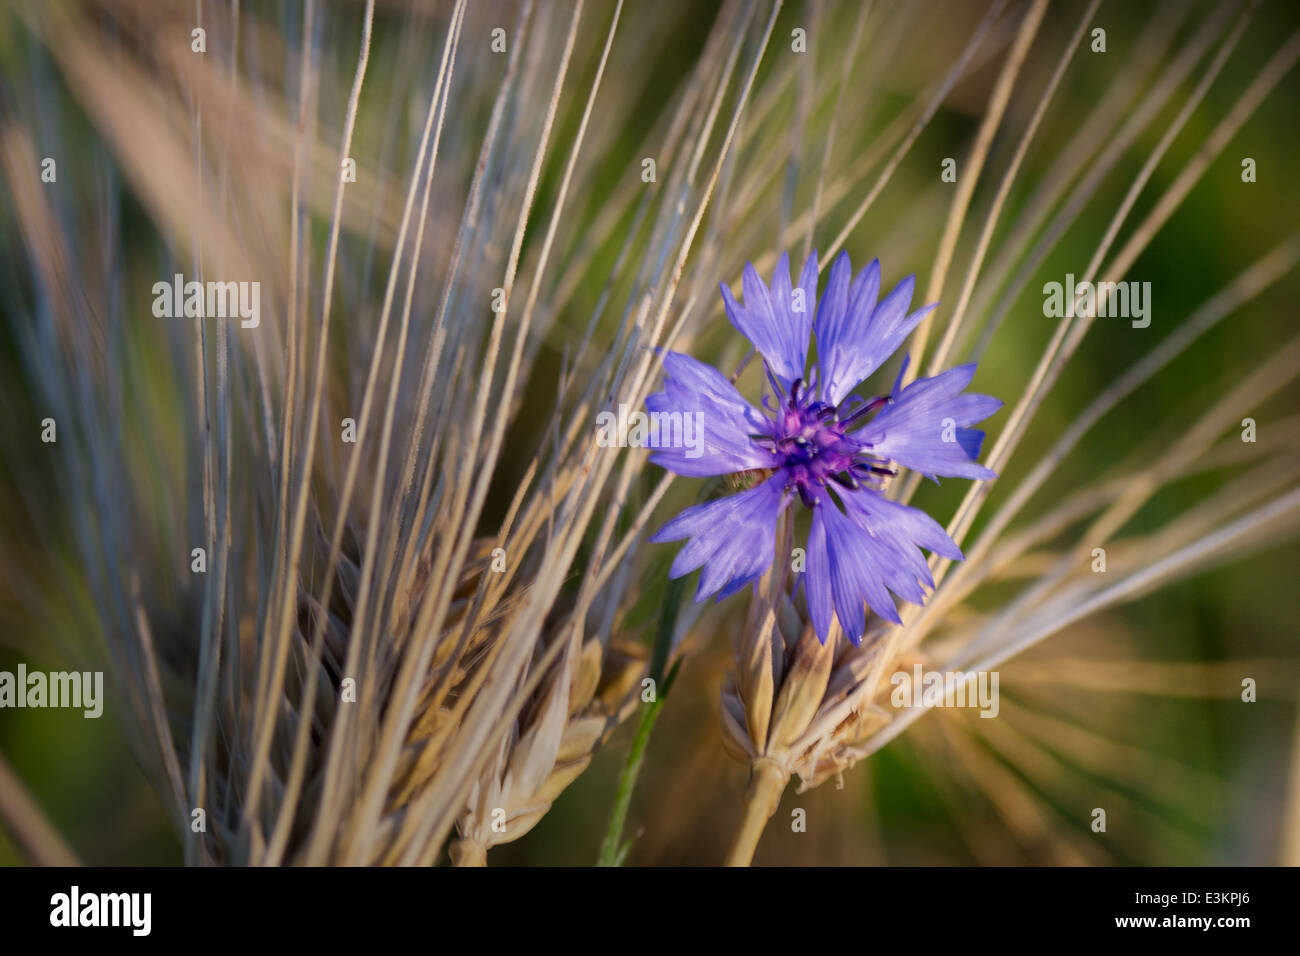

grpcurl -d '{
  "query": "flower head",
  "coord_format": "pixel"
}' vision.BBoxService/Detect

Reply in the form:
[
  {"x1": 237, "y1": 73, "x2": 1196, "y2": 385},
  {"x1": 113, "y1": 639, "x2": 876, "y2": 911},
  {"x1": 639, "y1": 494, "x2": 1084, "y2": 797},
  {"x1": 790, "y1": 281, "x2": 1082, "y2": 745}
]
[{"x1": 647, "y1": 251, "x2": 1002, "y2": 645}]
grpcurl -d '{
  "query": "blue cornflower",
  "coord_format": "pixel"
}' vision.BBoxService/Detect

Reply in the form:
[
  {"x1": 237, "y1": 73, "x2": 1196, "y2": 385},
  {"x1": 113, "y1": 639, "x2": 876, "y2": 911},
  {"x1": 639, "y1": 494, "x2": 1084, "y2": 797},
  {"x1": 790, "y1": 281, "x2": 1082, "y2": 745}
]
[{"x1": 646, "y1": 251, "x2": 1002, "y2": 646}]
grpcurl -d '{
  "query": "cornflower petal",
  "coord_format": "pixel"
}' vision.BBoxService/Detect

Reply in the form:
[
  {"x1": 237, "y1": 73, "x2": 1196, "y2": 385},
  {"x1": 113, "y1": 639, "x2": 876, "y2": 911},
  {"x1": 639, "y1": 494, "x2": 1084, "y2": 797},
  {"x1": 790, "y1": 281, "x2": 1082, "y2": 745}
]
[
  {"x1": 816, "y1": 253, "x2": 937, "y2": 406},
  {"x1": 853, "y1": 363, "x2": 1002, "y2": 480},
  {"x1": 645, "y1": 351, "x2": 780, "y2": 477},
  {"x1": 650, "y1": 474, "x2": 788, "y2": 602},
  {"x1": 721, "y1": 252, "x2": 817, "y2": 387}
]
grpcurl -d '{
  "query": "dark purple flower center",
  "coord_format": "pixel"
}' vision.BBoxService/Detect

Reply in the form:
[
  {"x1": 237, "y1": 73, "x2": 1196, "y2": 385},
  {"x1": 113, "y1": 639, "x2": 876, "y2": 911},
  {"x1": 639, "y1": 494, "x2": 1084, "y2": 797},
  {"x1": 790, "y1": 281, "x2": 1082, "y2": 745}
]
[{"x1": 753, "y1": 377, "x2": 896, "y2": 508}]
